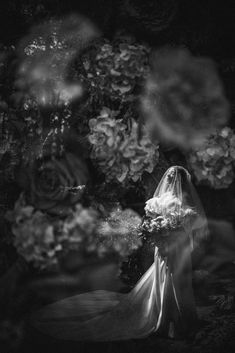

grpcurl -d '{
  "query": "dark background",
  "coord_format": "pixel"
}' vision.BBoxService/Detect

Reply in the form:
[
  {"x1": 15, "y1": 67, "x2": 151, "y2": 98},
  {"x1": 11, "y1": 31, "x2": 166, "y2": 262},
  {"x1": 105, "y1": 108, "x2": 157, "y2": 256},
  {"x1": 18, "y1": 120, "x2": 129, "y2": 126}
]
[{"x1": 0, "y1": 1, "x2": 235, "y2": 353}]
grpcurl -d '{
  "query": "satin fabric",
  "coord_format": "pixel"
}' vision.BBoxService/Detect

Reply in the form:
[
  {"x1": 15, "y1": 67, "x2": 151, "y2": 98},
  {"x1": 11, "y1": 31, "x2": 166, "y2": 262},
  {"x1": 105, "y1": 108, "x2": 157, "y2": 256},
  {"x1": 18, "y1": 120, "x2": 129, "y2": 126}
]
[{"x1": 32, "y1": 229, "x2": 197, "y2": 341}]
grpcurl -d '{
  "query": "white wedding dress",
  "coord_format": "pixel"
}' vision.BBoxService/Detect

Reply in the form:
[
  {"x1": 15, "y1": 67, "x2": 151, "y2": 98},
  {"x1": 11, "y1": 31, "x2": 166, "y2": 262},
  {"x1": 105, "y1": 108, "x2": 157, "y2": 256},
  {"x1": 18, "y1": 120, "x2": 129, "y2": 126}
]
[{"x1": 32, "y1": 166, "x2": 208, "y2": 341}]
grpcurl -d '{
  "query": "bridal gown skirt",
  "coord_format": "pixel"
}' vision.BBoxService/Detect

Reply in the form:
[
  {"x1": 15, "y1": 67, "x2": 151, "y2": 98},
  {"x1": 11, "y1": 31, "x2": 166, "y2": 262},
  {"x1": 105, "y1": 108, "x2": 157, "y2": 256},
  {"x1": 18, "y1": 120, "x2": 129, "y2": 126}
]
[{"x1": 32, "y1": 237, "x2": 197, "y2": 341}]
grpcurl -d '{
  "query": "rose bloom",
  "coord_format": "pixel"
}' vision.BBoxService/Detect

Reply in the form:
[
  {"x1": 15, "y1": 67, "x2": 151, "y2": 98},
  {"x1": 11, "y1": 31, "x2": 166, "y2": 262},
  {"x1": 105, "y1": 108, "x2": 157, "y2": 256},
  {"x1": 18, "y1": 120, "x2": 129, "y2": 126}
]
[{"x1": 21, "y1": 153, "x2": 89, "y2": 216}]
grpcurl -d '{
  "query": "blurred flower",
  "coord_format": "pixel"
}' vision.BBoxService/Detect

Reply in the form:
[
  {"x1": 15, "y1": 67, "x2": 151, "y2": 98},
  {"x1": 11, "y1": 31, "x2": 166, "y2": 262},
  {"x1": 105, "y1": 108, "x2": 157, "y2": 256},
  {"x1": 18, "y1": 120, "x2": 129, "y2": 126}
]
[
  {"x1": 16, "y1": 15, "x2": 99, "y2": 106},
  {"x1": 96, "y1": 206, "x2": 142, "y2": 258},
  {"x1": 62, "y1": 204, "x2": 99, "y2": 253},
  {"x1": 79, "y1": 37, "x2": 150, "y2": 103},
  {"x1": 188, "y1": 127, "x2": 235, "y2": 189},
  {"x1": 142, "y1": 48, "x2": 230, "y2": 149},
  {"x1": 57, "y1": 204, "x2": 142, "y2": 261},
  {"x1": 6, "y1": 195, "x2": 63, "y2": 269},
  {"x1": 21, "y1": 153, "x2": 89, "y2": 216},
  {"x1": 6, "y1": 196, "x2": 99, "y2": 269},
  {"x1": 88, "y1": 107, "x2": 159, "y2": 183}
]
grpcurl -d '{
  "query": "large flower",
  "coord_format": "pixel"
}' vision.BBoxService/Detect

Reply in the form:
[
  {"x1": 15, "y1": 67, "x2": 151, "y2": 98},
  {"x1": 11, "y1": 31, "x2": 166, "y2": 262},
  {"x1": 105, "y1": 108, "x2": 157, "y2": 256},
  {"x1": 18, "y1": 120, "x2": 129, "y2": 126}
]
[
  {"x1": 188, "y1": 127, "x2": 235, "y2": 189},
  {"x1": 6, "y1": 196, "x2": 99, "y2": 269},
  {"x1": 16, "y1": 15, "x2": 98, "y2": 106},
  {"x1": 88, "y1": 108, "x2": 159, "y2": 183},
  {"x1": 6, "y1": 195, "x2": 63, "y2": 269},
  {"x1": 21, "y1": 153, "x2": 89, "y2": 215},
  {"x1": 142, "y1": 48, "x2": 230, "y2": 149},
  {"x1": 62, "y1": 204, "x2": 99, "y2": 252},
  {"x1": 79, "y1": 37, "x2": 150, "y2": 103}
]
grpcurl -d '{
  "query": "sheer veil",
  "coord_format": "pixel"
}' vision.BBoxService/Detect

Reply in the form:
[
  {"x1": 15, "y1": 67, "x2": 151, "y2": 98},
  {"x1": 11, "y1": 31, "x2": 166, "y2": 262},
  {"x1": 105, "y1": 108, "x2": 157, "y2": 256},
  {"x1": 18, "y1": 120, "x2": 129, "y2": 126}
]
[{"x1": 153, "y1": 166, "x2": 208, "y2": 247}]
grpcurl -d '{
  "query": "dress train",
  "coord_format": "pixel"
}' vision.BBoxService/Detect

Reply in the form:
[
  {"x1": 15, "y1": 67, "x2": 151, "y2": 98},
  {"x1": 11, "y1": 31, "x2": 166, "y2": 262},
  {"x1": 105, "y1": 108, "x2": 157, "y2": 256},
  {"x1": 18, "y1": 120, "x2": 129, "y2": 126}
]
[{"x1": 32, "y1": 232, "x2": 197, "y2": 341}]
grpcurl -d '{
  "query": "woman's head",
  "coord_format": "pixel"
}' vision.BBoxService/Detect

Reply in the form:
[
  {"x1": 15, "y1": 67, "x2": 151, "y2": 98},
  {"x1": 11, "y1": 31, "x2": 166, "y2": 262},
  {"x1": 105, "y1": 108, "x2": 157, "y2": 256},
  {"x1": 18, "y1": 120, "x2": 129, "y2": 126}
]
[
  {"x1": 166, "y1": 166, "x2": 190, "y2": 182},
  {"x1": 154, "y1": 166, "x2": 190, "y2": 201},
  {"x1": 152, "y1": 165, "x2": 208, "y2": 245}
]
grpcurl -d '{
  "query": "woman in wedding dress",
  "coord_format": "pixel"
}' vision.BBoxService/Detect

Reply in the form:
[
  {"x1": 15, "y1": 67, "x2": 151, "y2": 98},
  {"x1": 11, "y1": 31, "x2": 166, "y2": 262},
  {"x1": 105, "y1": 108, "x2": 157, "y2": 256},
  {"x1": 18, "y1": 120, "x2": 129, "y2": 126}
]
[{"x1": 31, "y1": 166, "x2": 208, "y2": 341}]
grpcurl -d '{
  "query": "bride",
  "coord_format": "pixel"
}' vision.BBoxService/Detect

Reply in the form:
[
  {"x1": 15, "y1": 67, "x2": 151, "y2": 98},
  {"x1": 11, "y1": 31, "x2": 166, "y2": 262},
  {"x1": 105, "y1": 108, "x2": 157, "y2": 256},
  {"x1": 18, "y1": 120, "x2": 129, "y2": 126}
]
[{"x1": 31, "y1": 166, "x2": 208, "y2": 341}]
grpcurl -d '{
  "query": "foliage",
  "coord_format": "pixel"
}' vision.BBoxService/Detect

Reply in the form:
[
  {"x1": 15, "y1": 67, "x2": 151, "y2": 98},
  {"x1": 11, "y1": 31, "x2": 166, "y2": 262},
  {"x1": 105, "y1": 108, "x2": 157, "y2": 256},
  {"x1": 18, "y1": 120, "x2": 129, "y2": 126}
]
[{"x1": 0, "y1": 112, "x2": 21, "y2": 181}]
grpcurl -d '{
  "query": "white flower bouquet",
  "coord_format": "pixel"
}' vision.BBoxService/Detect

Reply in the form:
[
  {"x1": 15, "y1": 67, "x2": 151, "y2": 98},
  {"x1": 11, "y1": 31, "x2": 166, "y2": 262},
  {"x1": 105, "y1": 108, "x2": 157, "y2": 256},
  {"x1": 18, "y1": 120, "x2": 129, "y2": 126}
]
[{"x1": 142, "y1": 192, "x2": 196, "y2": 236}]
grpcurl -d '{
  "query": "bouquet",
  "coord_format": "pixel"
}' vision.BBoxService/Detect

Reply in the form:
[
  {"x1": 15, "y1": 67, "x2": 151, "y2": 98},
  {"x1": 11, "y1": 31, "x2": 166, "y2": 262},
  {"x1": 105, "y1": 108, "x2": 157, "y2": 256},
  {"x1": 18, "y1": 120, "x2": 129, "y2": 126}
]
[{"x1": 141, "y1": 192, "x2": 196, "y2": 251}]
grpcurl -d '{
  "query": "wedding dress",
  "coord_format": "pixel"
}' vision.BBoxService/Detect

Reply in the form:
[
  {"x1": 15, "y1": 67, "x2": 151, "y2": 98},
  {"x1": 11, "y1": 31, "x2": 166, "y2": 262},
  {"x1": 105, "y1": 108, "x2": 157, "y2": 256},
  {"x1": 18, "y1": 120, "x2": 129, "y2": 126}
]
[{"x1": 31, "y1": 166, "x2": 208, "y2": 341}]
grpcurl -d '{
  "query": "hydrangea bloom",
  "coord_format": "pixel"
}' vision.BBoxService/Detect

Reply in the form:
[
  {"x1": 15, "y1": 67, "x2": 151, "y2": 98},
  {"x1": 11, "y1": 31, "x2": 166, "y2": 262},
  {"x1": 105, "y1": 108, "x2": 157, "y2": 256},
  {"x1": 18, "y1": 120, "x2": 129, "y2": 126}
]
[
  {"x1": 142, "y1": 48, "x2": 230, "y2": 149},
  {"x1": 6, "y1": 195, "x2": 63, "y2": 269},
  {"x1": 188, "y1": 127, "x2": 235, "y2": 189},
  {"x1": 62, "y1": 204, "x2": 99, "y2": 253},
  {"x1": 6, "y1": 195, "x2": 99, "y2": 269},
  {"x1": 79, "y1": 37, "x2": 150, "y2": 102},
  {"x1": 88, "y1": 107, "x2": 159, "y2": 183}
]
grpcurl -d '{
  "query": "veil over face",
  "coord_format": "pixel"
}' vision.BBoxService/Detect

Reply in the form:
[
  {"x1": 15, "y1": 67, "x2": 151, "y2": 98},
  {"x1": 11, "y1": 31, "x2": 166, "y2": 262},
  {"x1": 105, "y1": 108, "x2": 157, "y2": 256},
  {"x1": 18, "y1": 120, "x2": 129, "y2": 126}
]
[{"x1": 152, "y1": 166, "x2": 208, "y2": 247}]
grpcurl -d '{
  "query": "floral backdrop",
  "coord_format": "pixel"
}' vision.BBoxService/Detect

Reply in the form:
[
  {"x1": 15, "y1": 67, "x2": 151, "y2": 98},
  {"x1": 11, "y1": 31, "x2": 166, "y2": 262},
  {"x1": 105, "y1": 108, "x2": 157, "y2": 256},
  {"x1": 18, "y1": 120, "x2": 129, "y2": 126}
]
[{"x1": 0, "y1": 1, "x2": 235, "y2": 353}]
